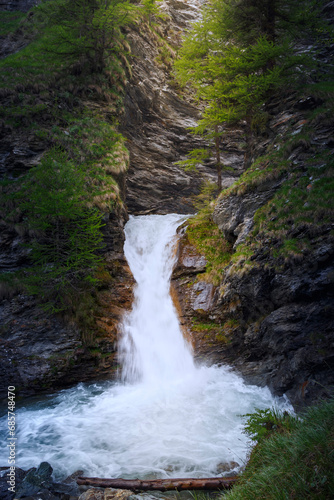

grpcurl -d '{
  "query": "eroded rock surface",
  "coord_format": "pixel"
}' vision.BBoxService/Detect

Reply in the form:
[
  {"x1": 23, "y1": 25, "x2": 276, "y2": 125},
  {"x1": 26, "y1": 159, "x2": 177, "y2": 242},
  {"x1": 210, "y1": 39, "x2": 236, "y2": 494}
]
[
  {"x1": 172, "y1": 92, "x2": 334, "y2": 410},
  {"x1": 122, "y1": 0, "x2": 245, "y2": 214},
  {"x1": 0, "y1": 252, "x2": 134, "y2": 399}
]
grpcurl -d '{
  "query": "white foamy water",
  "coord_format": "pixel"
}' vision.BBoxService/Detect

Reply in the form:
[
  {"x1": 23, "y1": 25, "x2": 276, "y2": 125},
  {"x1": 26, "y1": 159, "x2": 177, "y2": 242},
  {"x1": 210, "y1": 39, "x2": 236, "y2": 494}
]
[
  {"x1": 119, "y1": 214, "x2": 195, "y2": 384},
  {"x1": 0, "y1": 214, "x2": 292, "y2": 480}
]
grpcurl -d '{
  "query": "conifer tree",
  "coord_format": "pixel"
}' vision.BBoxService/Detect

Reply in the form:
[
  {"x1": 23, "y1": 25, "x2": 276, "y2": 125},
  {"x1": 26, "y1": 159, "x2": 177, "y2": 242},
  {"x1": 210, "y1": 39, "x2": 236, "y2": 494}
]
[
  {"x1": 17, "y1": 148, "x2": 105, "y2": 310},
  {"x1": 36, "y1": 0, "x2": 137, "y2": 72},
  {"x1": 175, "y1": 0, "x2": 322, "y2": 186}
]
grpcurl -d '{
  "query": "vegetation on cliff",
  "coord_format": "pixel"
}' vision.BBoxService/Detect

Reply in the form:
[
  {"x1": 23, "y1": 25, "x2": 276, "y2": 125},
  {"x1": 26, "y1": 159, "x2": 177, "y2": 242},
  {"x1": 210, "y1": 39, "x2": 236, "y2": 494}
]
[
  {"x1": 174, "y1": 0, "x2": 334, "y2": 276},
  {"x1": 225, "y1": 398, "x2": 334, "y2": 499},
  {"x1": 175, "y1": 0, "x2": 329, "y2": 187},
  {"x1": 172, "y1": 0, "x2": 334, "y2": 412},
  {"x1": 0, "y1": 0, "x2": 166, "y2": 312}
]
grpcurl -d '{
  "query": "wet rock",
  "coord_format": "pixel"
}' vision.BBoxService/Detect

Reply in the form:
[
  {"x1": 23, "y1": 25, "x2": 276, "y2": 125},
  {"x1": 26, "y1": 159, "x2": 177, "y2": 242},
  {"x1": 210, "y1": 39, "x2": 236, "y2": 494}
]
[
  {"x1": 0, "y1": 467, "x2": 26, "y2": 500},
  {"x1": 192, "y1": 281, "x2": 215, "y2": 313},
  {"x1": 216, "y1": 461, "x2": 240, "y2": 474},
  {"x1": 79, "y1": 489, "x2": 104, "y2": 500},
  {"x1": 50, "y1": 480, "x2": 81, "y2": 498},
  {"x1": 173, "y1": 232, "x2": 207, "y2": 277},
  {"x1": 104, "y1": 488, "x2": 134, "y2": 500},
  {"x1": 15, "y1": 462, "x2": 53, "y2": 498},
  {"x1": 0, "y1": 253, "x2": 135, "y2": 399},
  {"x1": 236, "y1": 300, "x2": 334, "y2": 407}
]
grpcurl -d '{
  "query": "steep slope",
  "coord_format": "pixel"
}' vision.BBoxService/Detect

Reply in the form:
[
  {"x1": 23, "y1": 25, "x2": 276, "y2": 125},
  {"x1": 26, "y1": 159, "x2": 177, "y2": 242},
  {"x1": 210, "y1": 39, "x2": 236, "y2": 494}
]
[
  {"x1": 172, "y1": 80, "x2": 334, "y2": 410},
  {"x1": 122, "y1": 0, "x2": 245, "y2": 213}
]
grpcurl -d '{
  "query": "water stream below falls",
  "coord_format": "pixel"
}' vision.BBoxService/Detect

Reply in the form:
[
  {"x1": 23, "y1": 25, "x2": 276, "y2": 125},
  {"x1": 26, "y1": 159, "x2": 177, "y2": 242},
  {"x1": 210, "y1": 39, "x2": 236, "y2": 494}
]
[{"x1": 0, "y1": 214, "x2": 292, "y2": 480}]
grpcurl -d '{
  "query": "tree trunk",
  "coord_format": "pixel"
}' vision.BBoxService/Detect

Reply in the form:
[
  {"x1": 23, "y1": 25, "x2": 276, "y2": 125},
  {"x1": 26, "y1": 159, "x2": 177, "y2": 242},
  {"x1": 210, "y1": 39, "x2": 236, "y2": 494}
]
[
  {"x1": 76, "y1": 476, "x2": 238, "y2": 492},
  {"x1": 244, "y1": 114, "x2": 253, "y2": 169},
  {"x1": 266, "y1": 0, "x2": 276, "y2": 42},
  {"x1": 214, "y1": 125, "x2": 222, "y2": 191}
]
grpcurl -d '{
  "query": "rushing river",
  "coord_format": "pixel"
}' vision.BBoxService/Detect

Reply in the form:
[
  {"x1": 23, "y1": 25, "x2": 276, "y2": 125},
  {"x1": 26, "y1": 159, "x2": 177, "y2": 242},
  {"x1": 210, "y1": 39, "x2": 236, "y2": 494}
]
[{"x1": 0, "y1": 214, "x2": 292, "y2": 480}]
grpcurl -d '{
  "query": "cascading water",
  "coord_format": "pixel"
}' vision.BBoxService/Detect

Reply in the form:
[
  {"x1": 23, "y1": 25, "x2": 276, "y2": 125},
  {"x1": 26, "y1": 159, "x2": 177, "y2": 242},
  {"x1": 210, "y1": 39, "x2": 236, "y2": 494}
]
[
  {"x1": 0, "y1": 214, "x2": 292, "y2": 480},
  {"x1": 119, "y1": 214, "x2": 195, "y2": 384}
]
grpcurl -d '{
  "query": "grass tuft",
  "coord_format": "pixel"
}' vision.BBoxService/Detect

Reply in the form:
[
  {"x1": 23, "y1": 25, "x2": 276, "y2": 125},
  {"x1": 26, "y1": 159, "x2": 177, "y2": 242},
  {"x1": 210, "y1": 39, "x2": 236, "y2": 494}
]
[{"x1": 225, "y1": 399, "x2": 334, "y2": 499}]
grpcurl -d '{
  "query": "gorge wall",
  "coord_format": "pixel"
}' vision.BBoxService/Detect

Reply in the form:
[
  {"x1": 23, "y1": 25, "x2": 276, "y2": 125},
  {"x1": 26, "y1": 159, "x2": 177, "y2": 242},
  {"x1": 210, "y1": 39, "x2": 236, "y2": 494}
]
[
  {"x1": 0, "y1": 0, "x2": 229, "y2": 398},
  {"x1": 172, "y1": 87, "x2": 334, "y2": 410},
  {"x1": 121, "y1": 0, "x2": 245, "y2": 214},
  {"x1": 0, "y1": 0, "x2": 333, "y2": 411}
]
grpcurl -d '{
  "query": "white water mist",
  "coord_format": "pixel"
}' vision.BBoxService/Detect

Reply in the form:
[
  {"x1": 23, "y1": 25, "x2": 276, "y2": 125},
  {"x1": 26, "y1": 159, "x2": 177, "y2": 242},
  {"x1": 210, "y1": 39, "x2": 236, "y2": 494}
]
[{"x1": 0, "y1": 214, "x2": 293, "y2": 480}]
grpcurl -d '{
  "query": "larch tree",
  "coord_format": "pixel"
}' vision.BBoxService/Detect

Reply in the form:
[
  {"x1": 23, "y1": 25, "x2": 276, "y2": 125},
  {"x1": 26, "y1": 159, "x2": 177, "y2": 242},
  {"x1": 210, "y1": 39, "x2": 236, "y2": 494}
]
[{"x1": 174, "y1": 0, "x2": 323, "y2": 188}]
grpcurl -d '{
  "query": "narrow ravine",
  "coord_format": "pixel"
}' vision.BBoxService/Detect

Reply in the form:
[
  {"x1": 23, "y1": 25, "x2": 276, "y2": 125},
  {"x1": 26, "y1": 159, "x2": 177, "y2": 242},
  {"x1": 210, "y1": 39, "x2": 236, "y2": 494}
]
[
  {"x1": 0, "y1": 215, "x2": 292, "y2": 481},
  {"x1": 122, "y1": 0, "x2": 245, "y2": 214}
]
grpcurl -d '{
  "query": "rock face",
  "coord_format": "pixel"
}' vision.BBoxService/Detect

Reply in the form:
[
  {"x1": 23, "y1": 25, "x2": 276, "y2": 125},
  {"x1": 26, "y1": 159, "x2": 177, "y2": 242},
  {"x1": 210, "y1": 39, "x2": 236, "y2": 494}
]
[
  {"x1": 0, "y1": 251, "x2": 135, "y2": 399},
  {"x1": 122, "y1": 0, "x2": 245, "y2": 214},
  {"x1": 173, "y1": 229, "x2": 334, "y2": 410},
  {"x1": 0, "y1": 0, "x2": 38, "y2": 12},
  {"x1": 213, "y1": 177, "x2": 284, "y2": 248},
  {"x1": 172, "y1": 91, "x2": 334, "y2": 410}
]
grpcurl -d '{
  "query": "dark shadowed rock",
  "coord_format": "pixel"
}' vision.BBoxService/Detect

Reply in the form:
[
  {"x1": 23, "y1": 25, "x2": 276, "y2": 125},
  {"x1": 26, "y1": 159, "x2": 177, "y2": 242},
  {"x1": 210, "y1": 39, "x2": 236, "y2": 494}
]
[
  {"x1": 122, "y1": 1, "x2": 245, "y2": 214},
  {"x1": 15, "y1": 462, "x2": 53, "y2": 498},
  {"x1": 213, "y1": 178, "x2": 284, "y2": 247},
  {"x1": 0, "y1": 1, "x2": 38, "y2": 12}
]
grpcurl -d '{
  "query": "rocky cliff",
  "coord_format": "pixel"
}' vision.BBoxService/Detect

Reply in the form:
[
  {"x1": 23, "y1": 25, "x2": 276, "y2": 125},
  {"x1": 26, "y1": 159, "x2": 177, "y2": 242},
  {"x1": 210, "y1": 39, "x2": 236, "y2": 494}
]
[
  {"x1": 0, "y1": 0, "x2": 246, "y2": 399},
  {"x1": 172, "y1": 85, "x2": 334, "y2": 409},
  {"x1": 121, "y1": 0, "x2": 245, "y2": 214}
]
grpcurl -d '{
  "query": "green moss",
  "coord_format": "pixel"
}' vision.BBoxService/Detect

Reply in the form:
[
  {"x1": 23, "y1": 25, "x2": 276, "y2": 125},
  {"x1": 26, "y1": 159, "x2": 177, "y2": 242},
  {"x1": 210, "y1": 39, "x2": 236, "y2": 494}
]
[
  {"x1": 191, "y1": 318, "x2": 238, "y2": 344},
  {"x1": 231, "y1": 244, "x2": 254, "y2": 264},
  {"x1": 186, "y1": 206, "x2": 233, "y2": 286},
  {"x1": 222, "y1": 153, "x2": 290, "y2": 198},
  {"x1": 251, "y1": 154, "x2": 334, "y2": 256}
]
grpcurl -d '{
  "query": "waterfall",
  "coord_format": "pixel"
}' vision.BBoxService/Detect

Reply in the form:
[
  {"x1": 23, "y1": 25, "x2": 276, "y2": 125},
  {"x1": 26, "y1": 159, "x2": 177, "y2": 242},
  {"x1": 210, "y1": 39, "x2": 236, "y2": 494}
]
[
  {"x1": 119, "y1": 214, "x2": 195, "y2": 384},
  {"x1": 0, "y1": 214, "x2": 293, "y2": 481}
]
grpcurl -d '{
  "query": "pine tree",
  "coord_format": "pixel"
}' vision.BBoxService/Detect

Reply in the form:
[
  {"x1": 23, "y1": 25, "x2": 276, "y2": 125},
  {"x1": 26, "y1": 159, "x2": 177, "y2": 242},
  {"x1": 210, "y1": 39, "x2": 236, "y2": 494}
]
[
  {"x1": 174, "y1": 0, "x2": 323, "y2": 186},
  {"x1": 17, "y1": 148, "x2": 105, "y2": 310},
  {"x1": 36, "y1": 0, "x2": 137, "y2": 72}
]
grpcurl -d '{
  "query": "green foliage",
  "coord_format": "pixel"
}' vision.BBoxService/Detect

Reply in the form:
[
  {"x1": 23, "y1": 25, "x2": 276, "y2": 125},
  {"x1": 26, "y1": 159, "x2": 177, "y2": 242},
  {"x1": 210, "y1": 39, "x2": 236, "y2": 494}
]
[
  {"x1": 35, "y1": 0, "x2": 136, "y2": 73},
  {"x1": 186, "y1": 185, "x2": 233, "y2": 285},
  {"x1": 175, "y1": 3, "x2": 292, "y2": 128},
  {"x1": 252, "y1": 152, "x2": 334, "y2": 252},
  {"x1": 0, "y1": 35, "x2": 62, "y2": 88},
  {"x1": 0, "y1": 0, "x2": 135, "y2": 92},
  {"x1": 191, "y1": 318, "x2": 238, "y2": 344},
  {"x1": 0, "y1": 11, "x2": 26, "y2": 37},
  {"x1": 209, "y1": 0, "x2": 324, "y2": 46},
  {"x1": 226, "y1": 399, "x2": 334, "y2": 499},
  {"x1": 141, "y1": 0, "x2": 167, "y2": 26},
  {"x1": 16, "y1": 148, "x2": 105, "y2": 311},
  {"x1": 174, "y1": 0, "x2": 327, "y2": 187},
  {"x1": 243, "y1": 407, "x2": 297, "y2": 443},
  {"x1": 0, "y1": 0, "x2": 135, "y2": 327},
  {"x1": 193, "y1": 38, "x2": 285, "y2": 132},
  {"x1": 176, "y1": 149, "x2": 211, "y2": 171}
]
